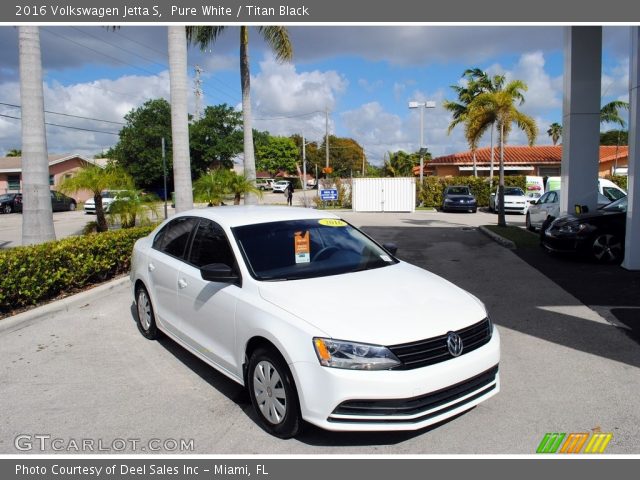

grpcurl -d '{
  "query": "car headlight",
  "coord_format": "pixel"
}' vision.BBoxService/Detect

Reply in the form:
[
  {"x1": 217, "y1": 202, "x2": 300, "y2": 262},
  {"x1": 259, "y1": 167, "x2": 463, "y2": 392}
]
[
  {"x1": 444, "y1": 199, "x2": 452, "y2": 203},
  {"x1": 313, "y1": 338, "x2": 401, "y2": 370},
  {"x1": 556, "y1": 222, "x2": 592, "y2": 234}
]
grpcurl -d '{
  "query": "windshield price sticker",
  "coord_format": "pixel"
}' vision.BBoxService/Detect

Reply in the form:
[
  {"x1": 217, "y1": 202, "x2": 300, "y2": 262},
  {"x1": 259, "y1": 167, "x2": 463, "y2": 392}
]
[
  {"x1": 318, "y1": 219, "x2": 347, "y2": 227},
  {"x1": 294, "y1": 231, "x2": 311, "y2": 263}
]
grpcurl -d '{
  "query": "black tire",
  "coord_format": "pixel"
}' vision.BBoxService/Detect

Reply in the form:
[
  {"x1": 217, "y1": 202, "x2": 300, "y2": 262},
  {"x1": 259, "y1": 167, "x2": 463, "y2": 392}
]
[
  {"x1": 68, "y1": 201, "x2": 76, "y2": 211},
  {"x1": 247, "y1": 347, "x2": 301, "y2": 439},
  {"x1": 135, "y1": 285, "x2": 160, "y2": 339},
  {"x1": 471, "y1": 208, "x2": 477, "y2": 213},
  {"x1": 3, "y1": 204, "x2": 12, "y2": 214},
  {"x1": 591, "y1": 233, "x2": 623, "y2": 263},
  {"x1": 525, "y1": 213, "x2": 534, "y2": 231}
]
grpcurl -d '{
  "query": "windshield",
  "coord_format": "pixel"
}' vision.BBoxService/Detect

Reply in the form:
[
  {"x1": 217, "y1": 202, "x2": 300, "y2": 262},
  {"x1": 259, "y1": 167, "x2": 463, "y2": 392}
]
[
  {"x1": 504, "y1": 187, "x2": 525, "y2": 196},
  {"x1": 233, "y1": 219, "x2": 397, "y2": 281},
  {"x1": 446, "y1": 187, "x2": 470, "y2": 195},
  {"x1": 602, "y1": 196, "x2": 628, "y2": 213}
]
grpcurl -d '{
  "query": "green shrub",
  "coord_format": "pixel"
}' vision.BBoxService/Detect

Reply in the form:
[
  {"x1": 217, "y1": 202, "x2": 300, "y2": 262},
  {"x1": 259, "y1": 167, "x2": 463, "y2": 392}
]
[
  {"x1": 417, "y1": 175, "x2": 526, "y2": 207},
  {"x1": 605, "y1": 175, "x2": 628, "y2": 191},
  {"x1": 0, "y1": 226, "x2": 154, "y2": 313}
]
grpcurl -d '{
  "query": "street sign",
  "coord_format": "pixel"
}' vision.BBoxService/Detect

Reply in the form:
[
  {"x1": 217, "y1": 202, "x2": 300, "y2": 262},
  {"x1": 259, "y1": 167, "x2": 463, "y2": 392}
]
[{"x1": 320, "y1": 189, "x2": 338, "y2": 201}]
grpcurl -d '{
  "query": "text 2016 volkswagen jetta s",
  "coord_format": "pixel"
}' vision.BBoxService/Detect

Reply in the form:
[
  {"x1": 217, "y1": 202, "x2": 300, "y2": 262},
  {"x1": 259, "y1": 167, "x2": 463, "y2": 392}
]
[{"x1": 130, "y1": 206, "x2": 500, "y2": 438}]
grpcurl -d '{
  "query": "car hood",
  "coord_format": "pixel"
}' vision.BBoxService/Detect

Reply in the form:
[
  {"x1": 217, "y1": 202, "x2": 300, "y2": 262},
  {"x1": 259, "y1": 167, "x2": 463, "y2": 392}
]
[{"x1": 257, "y1": 262, "x2": 486, "y2": 346}]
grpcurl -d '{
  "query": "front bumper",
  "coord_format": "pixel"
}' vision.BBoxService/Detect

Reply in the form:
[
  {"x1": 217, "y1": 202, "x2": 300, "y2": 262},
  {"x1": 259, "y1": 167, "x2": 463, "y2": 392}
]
[
  {"x1": 443, "y1": 202, "x2": 477, "y2": 211},
  {"x1": 291, "y1": 327, "x2": 500, "y2": 431}
]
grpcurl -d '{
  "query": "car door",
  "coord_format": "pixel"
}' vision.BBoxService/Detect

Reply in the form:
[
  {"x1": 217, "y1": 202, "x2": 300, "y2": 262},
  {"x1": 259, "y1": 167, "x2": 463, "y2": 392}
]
[
  {"x1": 530, "y1": 192, "x2": 551, "y2": 225},
  {"x1": 146, "y1": 216, "x2": 199, "y2": 336},
  {"x1": 177, "y1": 219, "x2": 241, "y2": 376}
]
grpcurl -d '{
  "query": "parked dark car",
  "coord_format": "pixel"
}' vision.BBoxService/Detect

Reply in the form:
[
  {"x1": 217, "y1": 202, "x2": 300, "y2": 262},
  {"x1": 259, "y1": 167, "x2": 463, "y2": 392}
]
[
  {"x1": 542, "y1": 196, "x2": 628, "y2": 263},
  {"x1": 0, "y1": 193, "x2": 22, "y2": 214},
  {"x1": 441, "y1": 185, "x2": 477, "y2": 213},
  {"x1": 50, "y1": 191, "x2": 77, "y2": 212}
]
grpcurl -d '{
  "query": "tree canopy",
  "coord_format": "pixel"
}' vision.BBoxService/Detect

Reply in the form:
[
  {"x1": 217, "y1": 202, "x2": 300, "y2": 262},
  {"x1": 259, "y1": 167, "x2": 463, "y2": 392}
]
[{"x1": 256, "y1": 136, "x2": 299, "y2": 175}]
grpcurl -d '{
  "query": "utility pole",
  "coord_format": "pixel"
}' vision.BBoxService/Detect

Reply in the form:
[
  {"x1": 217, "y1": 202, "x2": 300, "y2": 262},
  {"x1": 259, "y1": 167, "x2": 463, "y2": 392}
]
[
  {"x1": 302, "y1": 135, "x2": 306, "y2": 192},
  {"x1": 162, "y1": 137, "x2": 168, "y2": 219},
  {"x1": 325, "y1": 107, "x2": 330, "y2": 169}
]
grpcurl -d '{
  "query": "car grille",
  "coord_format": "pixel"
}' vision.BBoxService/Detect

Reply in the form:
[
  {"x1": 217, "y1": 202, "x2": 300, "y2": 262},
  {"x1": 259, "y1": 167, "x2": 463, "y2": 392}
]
[
  {"x1": 387, "y1": 318, "x2": 492, "y2": 370},
  {"x1": 329, "y1": 365, "x2": 498, "y2": 423}
]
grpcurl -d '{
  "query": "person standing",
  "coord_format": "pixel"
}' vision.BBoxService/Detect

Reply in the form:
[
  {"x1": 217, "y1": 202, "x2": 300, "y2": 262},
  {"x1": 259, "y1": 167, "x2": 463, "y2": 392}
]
[{"x1": 286, "y1": 182, "x2": 294, "y2": 206}]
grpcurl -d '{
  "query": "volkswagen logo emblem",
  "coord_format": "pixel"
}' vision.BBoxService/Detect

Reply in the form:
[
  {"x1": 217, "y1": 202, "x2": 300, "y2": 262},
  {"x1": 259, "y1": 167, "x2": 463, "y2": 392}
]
[{"x1": 447, "y1": 331, "x2": 464, "y2": 357}]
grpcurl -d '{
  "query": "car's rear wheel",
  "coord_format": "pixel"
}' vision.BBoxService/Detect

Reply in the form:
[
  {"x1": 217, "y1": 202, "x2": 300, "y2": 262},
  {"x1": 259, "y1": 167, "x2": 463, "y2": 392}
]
[
  {"x1": 3, "y1": 204, "x2": 11, "y2": 214},
  {"x1": 69, "y1": 201, "x2": 76, "y2": 211},
  {"x1": 247, "y1": 347, "x2": 301, "y2": 438},
  {"x1": 135, "y1": 286, "x2": 160, "y2": 339},
  {"x1": 591, "y1": 233, "x2": 623, "y2": 263},
  {"x1": 525, "y1": 213, "x2": 534, "y2": 231}
]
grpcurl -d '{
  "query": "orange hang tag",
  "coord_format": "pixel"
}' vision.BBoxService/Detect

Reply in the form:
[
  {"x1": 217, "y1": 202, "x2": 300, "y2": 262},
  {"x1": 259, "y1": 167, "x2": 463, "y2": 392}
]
[{"x1": 294, "y1": 231, "x2": 311, "y2": 264}]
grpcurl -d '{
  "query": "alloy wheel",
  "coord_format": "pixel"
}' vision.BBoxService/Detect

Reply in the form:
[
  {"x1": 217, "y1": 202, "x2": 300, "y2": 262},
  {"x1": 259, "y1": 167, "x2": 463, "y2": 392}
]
[{"x1": 592, "y1": 234, "x2": 623, "y2": 263}]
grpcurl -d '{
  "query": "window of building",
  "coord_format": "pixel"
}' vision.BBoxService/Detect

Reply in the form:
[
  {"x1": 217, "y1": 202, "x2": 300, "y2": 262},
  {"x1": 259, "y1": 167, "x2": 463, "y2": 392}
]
[{"x1": 7, "y1": 175, "x2": 20, "y2": 191}]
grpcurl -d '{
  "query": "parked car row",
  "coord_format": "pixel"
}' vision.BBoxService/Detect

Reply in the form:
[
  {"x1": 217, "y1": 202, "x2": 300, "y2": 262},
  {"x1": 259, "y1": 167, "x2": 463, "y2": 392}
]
[{"x1": 0, "y1": 191, "x2": 77, "y2": 214}]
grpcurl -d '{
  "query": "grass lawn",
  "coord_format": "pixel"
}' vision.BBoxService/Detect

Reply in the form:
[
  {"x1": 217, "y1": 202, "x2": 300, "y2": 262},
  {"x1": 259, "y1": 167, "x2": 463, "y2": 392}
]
[{"x1": 484, "y1": 225, "x2": 540, "y2": 249}]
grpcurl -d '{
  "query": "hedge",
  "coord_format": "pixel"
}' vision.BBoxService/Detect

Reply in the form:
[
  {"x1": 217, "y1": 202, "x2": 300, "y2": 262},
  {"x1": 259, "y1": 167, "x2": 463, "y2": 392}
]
[
  {"x1": 0, "y1": 225, "x2": 154, "y2": 313},
  {"x1": 417, "y1": 175, "x2": 527, "y2": 207}
]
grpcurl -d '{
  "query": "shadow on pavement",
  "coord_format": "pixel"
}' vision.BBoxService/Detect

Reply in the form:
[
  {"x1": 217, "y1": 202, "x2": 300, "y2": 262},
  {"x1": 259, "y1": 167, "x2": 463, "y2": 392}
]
[{"x1": 361, "y1": 225, "x2": 640, "y2": 369}]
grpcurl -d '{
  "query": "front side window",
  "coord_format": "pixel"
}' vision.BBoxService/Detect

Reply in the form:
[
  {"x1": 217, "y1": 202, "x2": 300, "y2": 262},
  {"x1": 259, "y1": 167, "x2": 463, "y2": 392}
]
[
  {"x1": 153, "y1": 217, "x2": 198, "y2": 259},
  {"x1": 233, "y1": 219, "x2": 397, "y2": 281},
  {"x1": 602, "y1": 186, "x2": 626, "y2": 201},
  {"x1": 188, "y1": 220, "x2": 236, "y2": 268}
]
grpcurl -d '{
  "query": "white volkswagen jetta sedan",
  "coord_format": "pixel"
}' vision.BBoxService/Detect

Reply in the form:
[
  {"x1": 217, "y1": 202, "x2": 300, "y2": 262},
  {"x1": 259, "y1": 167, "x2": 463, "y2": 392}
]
[{"x1": 131, "y1": 206, "x2": 500, "y2": 438}]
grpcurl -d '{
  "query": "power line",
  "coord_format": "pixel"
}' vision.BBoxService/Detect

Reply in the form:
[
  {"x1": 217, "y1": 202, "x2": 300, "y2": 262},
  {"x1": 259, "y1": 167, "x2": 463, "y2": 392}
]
[
  {"x1": 0, "y1": 113, "x2": 120, "y2": 136},
  {"x1": 0, "y1": 102, "x2": 125, "y2": 125}
]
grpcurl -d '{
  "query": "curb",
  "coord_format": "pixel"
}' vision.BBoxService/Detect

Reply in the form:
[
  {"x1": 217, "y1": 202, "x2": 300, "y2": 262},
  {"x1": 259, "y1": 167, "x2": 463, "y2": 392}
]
[
  {"x1": 478, "y1": 225, "x2": 517, "y2": 250},
  {"x1": 0, "y1": 276, "x2": 131, "y2": 333}
]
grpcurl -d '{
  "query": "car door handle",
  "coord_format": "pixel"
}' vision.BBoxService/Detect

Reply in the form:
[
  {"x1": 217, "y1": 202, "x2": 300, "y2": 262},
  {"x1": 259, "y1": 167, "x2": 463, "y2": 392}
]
[
  {"x1": 178, "y1": 278, "x2": 188, "y2": 289},
  {"x1": 148, "y1": 263, "x2": 156, "y2": 272}
]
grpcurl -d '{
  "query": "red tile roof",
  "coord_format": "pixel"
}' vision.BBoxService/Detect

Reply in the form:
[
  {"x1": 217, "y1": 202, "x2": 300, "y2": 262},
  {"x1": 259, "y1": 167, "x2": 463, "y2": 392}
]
[{"x1": 413, "y1": 145, "x2": 628, "y2": 174}]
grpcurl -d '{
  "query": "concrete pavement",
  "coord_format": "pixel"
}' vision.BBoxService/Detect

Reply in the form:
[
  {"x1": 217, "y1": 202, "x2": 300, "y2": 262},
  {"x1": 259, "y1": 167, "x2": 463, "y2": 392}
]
[{"x1": 0, "y1": 209, "x2": 638, "y2": 454}]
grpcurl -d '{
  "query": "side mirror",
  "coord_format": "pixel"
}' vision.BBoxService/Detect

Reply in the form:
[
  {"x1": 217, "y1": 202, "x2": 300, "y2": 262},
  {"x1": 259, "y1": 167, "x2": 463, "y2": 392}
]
[
  {"x1": 200, "y1": 263, "x2": 240, "y2": 284},
  {"x1": 382, "y1": 242, "x2": 398, "y2": 256}
]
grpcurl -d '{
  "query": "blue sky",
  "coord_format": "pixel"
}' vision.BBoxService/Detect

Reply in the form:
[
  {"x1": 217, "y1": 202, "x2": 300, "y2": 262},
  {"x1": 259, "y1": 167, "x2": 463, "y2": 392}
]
[{"x1": 0, "y1": 26, "x2": 632, "y2": 164}]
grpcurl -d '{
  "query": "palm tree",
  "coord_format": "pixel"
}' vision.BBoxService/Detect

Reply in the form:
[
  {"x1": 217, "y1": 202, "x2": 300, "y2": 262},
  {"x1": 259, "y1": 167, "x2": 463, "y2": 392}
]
[
  {"x1": 547, "y1": 122, "x2": 562, "y2": 145},
  {"x1": 226, "y1": 172, "x2": 262, "y2": 205},
  {"x1": 193, "y1": 169, "x2": 229, "y2": 206},
  {"x1": 18, "y1": 26, "x2": 55, "y2": 245},
  {"x1": 187, "y1": 26, "x2": 293, "y2": 204},
  {"x1": 443, "y1": 69, "x2": 507, "y2": 178},
  {"x1": 6, "y1": 149, "x2": 22, "y2": 157},
  {"x1": 59, "y1": 165, "x2": 133, "y2": 232},
  {"x1": 168, "y1": 26, "x2": 194, "y2": 213},
  {"x1": 108, "y1": 190, "x2": 161, "y2": 228},
  {"x1": 600, "y1": 100, "x2": 629, "y2": 128},
  {"x1": 466, "y1": 80, "x2": 538, "y2": 227}
]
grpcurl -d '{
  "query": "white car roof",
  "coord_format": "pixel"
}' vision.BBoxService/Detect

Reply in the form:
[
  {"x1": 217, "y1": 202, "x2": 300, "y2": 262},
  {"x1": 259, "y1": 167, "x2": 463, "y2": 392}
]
[{"x1": 173, "y1": 205, "x2": 340, "y2": 228}]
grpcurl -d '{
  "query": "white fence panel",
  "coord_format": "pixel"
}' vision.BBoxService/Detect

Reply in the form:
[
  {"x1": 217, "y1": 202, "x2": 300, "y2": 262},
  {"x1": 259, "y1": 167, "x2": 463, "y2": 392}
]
[{"x1": 352, "y1": 177, "x2": 415, "y2": 212}]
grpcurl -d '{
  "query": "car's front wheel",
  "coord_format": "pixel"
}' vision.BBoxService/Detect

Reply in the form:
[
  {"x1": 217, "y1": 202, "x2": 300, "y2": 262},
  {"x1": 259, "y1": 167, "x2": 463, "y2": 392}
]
[
  {"x1": 3, "y1": 204, "x2": 12, "y2": 214},
  {"x1": 248, "y1": 347, "x2": 301, "y2": 439},
  {"x1": 525, "y1": 213, "x2": 534, "y2": 231},
  {"x1": 135, "y1": 285, "x2": 160, "y2": 339},
  {"x1": 591, "y1": 233, "x2": 623, "y2": 263}
]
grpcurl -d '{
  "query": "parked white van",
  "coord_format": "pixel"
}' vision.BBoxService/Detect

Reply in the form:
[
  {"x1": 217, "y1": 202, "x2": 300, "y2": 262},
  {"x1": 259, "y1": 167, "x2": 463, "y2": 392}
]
[{"x1": 545, "y1": 177, "x2": 626, "y2": 202}]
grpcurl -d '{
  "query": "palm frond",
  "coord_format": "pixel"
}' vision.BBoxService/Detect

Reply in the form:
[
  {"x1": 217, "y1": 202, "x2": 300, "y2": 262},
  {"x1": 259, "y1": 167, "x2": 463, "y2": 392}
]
[
  {"x1": 258, "y1": 26, "x2": 293, "y2": 62},
  {"x1": 186, "y1": 26, "x2": 227, "y2": 49}
]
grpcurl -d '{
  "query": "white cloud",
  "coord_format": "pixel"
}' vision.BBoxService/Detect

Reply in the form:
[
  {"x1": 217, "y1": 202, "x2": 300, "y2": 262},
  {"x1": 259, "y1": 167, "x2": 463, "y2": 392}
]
[
  {"x1": 250, "y1": 56, "x2": 348, "y2": 141},
  {"x1": 0, "y1": 71, "x2": 177, "y2": 157},
  {"x1": 357, "y1": 78, "x2": 383, "y2": 93}
]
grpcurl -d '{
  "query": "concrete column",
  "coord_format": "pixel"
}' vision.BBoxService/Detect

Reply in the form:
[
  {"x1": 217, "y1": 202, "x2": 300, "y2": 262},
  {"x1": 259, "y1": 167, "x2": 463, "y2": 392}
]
[
  {"x1": 623, "y1": 27, "x2": 640, "y2": 270},
  {"x1": 561, "y1": 27, "x2": 602, "y2": 216}
]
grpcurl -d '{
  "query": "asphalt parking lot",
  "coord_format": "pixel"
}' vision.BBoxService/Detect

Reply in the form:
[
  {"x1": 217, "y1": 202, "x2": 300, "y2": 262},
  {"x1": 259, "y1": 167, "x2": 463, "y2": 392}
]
[{"x1": 1, "y1": 209, "x2": 638, "y2": 454}]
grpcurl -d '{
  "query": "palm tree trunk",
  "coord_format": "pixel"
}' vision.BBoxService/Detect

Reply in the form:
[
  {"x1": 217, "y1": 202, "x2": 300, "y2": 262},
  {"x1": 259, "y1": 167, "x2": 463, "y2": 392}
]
[
  {"x1": 498, "y1": 122, "x2": 506, "y2": 227},
  {"x1": 489, "y1": 123, "x2": 495, "y2": 190},
  {"x1": 94, "y1": 193, "x2": 108, "y2": 232},
  {"x1": 168, "y1": 26, "x2": 194, "y2": 213},
  {"x1": 240, "y1": 26, "x2": 258, "y2": 205},
  {"x1": 472, "y1": 149, "x2": 477, "y2": 177},
  {"x1": 19, "y1": 26, "x2": 55, "y2": 245}
]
